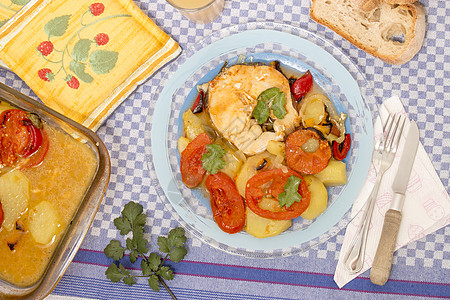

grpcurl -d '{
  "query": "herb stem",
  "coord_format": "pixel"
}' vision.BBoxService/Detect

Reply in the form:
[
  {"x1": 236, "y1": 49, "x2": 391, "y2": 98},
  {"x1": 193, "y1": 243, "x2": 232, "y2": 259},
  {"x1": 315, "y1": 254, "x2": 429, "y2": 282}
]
[
  {"x1": 161, "y1": 252, "x2": 170, "y2": 266},
  {"x1": 138, "y1": 250, "x2": 149, "y2": 262},
  {"x1": 158, "y1": 276, "x2": 178, "y2": 300}
]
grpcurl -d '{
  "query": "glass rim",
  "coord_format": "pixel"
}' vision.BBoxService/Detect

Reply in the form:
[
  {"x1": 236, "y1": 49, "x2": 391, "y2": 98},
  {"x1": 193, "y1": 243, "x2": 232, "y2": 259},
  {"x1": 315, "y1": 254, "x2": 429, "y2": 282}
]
[{"x1": 165, "y1": 0, "x2": 219, "y2": 12}]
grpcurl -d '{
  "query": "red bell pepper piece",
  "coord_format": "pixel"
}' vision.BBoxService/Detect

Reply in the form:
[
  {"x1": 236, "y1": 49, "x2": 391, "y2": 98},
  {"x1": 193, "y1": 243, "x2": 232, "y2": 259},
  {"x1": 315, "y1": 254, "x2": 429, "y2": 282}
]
[
  {"x1": 332, "y1": 133, "x2": 351, "y2": 161},
  {"x1": 290, "y1": 70, "x2": 313, "y2": 101}
]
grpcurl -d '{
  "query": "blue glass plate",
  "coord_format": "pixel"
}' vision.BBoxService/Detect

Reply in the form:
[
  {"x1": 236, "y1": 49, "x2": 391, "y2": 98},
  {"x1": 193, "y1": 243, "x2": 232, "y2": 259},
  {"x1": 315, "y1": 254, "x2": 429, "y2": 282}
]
[{"x1": 146, "y1": 22, "x2": 377, "y2": 258}]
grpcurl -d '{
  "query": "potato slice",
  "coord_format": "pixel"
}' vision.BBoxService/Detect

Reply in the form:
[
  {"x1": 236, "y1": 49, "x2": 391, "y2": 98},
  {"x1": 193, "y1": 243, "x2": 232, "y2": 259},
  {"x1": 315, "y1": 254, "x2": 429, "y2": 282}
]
[
  {"x1": 301, "y1": 175, "x2": 328, "y2": 220},
  {"x1": 266, "y1": 140, "x2": 285, "y2": 157},
  {"x1": 0, "y1": 170, "x2": 30, "y2": 231},
  {"x1": 28, "y1": 201, "x2": 60, "y2": 245},
  {"x1": 314, "y1": 159, "x2": 347, "y2": 186},
  {"x1": 177, "y1": 136, "x2": 191, "y2": 153},
  {"x1": 182, "y1": 109, "x2": 205, "y2": 141},
  {"x1": 245, "y1": 207, "x2": 292, "y2": 238},
  {"x1": 0, "y1": 101, "x2": 14, "y2": 115},
  {"x1": 221, "y1": 151, "x2": 243, "y2": 180}
]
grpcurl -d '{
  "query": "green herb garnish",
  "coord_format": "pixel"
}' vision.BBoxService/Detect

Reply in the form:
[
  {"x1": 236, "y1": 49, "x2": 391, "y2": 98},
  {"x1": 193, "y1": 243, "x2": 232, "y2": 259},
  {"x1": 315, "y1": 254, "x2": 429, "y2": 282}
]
[
  {"x1": 201, "y1": 144, "x2": 226, "y2": 174},
  {"x1": 271, "y1": 92, "x2": 287, "y2": 119},
  {"x1": 278, "y1": 175, "x2": 302, "y2": 208},
  {"x1": 104, "y1": 201, "x2": 187, "y2": 300},
  {"x1": 252, "y1": 87, "x2": 287, "y2": 124},
  {"x1": 252, "y1": 98, "x2": 271, "y2": 125}
]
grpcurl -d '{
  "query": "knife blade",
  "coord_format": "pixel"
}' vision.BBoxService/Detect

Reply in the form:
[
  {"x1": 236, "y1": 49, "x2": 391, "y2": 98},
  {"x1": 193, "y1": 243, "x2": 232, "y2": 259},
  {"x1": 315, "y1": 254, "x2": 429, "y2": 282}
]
[
  {"x1": 390, "y1": 120, "x2": 420, "y2": 211},
  {"x1": 370, "y1": 119, "x2": 420, "y2": 286}
]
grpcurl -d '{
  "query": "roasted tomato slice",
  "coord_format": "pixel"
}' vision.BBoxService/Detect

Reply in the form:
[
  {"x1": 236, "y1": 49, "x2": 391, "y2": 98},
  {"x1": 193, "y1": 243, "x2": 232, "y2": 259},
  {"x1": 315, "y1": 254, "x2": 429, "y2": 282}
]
[
  {"x1": 332, "y1": 133, "x2": 351, "y2": 161},
  {"x1": 205, "y1": 172, "x2": 245, "y2": 234},
  {"x1": 245, "y1": 168, "x2": 311, "y2": 220},
  {"x1": 0, "y1": 109, "x2": 46, "y2": 167},
  {"x1": 22, "y1": 129, "x2": 49, "y2": 168},
  {"x1": 0, "y1": 201, "x2": 4, "y2": 228},
  {"x1": 180, "y1": 132, "x2": 211, "y2": 188},
  {"x1": 285, "y1": 128, "x2": 331, "y2": 174}
]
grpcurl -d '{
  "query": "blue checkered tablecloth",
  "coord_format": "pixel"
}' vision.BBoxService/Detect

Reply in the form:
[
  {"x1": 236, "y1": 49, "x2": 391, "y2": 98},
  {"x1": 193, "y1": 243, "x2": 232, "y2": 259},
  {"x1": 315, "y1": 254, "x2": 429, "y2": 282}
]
[{"x1": 1, "y1": 0, "x2": 449, "y2": 299}]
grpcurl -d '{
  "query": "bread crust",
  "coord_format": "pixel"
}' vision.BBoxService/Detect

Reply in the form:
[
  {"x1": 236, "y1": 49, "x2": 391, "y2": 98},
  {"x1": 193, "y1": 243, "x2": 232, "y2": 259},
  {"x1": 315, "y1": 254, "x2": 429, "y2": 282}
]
[
  {"x1": 386, "y1": 2, "x2": 425, "y2": 64},
  {"x1": 310, "y1": 0, "x2": 426, "y2": 64},
  {"x1": 384, "y1": 0, "x2": 416, "y2": 4}
]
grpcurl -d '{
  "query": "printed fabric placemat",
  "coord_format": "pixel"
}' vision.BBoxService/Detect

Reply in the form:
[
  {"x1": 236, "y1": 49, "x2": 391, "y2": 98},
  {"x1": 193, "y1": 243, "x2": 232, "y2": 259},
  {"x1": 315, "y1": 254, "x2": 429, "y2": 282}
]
[{"x1": 0, "y1": 0, "x2": 181, "y2": 130}]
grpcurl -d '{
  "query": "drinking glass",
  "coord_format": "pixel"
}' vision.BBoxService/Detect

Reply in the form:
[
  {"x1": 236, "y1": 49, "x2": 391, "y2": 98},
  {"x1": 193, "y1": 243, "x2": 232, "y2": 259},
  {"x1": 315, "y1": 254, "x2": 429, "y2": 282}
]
[{"x1": 166, "y1": 0, "x2": 225, "y2": 24}]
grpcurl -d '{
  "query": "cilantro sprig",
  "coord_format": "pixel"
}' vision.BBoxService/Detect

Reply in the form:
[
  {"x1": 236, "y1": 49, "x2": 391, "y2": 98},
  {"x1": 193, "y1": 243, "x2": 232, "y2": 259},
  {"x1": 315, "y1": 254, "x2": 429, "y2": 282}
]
[
  {"x1": 252, "y1": 87, "x2": 287, "y2": 124},
  {"x1": 201, "y1": 144, "x2": 226, "y2": 174},
  {"x1": 278, "y1": 175, "x2": 302, "y2": 208},
  {"x1": 104, "y1": 201, "x2": 187, "y2": 300}
]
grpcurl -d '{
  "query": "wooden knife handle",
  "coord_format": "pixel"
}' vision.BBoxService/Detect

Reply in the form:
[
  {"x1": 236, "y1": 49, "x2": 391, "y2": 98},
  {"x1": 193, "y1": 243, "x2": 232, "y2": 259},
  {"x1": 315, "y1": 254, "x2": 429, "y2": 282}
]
[{"x1": 370, "y1": 209, "x2": 402, "y2": 286}]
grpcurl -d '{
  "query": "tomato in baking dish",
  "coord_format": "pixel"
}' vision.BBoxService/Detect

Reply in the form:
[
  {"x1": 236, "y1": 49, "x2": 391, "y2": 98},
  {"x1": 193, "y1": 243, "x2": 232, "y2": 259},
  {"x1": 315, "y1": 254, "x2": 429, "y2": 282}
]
[
  {"x1": 0, "y1": 101, "x2": 98, "y2": 287},
  {"x1": 0, "y1": 109, "x2": 48, "y2": 168}
]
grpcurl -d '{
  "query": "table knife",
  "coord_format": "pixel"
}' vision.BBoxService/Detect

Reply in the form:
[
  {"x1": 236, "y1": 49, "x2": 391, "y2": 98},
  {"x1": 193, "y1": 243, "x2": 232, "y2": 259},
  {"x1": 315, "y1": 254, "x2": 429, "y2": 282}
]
[{"x1": 370, "y1": 120, "x2": 420, "y2": 286}]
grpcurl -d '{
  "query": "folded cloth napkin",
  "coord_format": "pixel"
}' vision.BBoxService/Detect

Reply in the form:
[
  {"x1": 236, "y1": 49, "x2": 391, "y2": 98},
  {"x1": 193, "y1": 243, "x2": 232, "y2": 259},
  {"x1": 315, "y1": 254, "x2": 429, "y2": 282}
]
[
  {"x1": 0, "y1": 0, "x2": 28, "y2": 70},
  {"x1": 0, "y1": 0, "x2": 181, "y2": 131},
  {"x1": 334, "y1": 95, "x2": 450, "y2": 288},
  {"x1": 0, "y1": 0, "x2": 26, "y2": 27}
]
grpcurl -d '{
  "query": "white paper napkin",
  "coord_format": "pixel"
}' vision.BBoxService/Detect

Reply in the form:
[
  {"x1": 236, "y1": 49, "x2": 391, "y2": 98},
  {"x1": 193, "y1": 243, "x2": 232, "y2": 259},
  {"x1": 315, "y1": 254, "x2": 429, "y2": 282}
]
[{"x1": 334, "y1": 95, "x2": 450, "y2": 288}]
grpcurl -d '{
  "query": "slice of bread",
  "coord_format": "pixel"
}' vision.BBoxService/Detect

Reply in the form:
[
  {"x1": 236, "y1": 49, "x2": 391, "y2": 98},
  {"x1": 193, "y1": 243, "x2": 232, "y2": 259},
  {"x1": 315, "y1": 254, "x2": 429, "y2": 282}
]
[
  {"x1": 350, "y1": 0, "x2": 381, "y2": 12},
  {"x1": 384, "y1": 0, "x2": 417, "y2": 4},
  {"x1": 310, "y1": 0, "x2": 426, "y2": 64}
]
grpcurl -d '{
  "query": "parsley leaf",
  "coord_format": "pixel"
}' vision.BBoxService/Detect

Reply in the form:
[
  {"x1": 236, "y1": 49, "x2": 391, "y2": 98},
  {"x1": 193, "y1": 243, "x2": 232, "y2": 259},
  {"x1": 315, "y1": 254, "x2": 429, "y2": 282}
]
[
  {"x1": 201, "y1": 144, "x2": 226, "y2": 174},
  {"x1": 168, "y1": 227, "x2": 187, "y2": 247},
  {"x1": 157, "y1": 266, "x2": 174, "y2": 281},
  {"x1": 122, "y1": 201, "x2": 143, "y2": 225},
  {"x1": 113, "y1": 217, "x2": 131, "y2": 235},
  {"x1": 158, "y1": 228, "x2": 188, "y2": 262},
  {"x1": 252, "y1": 87, "x2": 287, "y2": 124},
  {"x1": 271, "y1": 92, "x2": 287, "y2": 119},
  {"x1": 278, "y1": 175, "x2": 302, "y2": 208},
  {"x1": 148, "y1": 252, "x2": 162, "y2": 272},
  {"x1": 105, "y1": 263, "x2": 124, "y2": 282},
  {"x1": 104, "y1": 201, "x2": 188, "y2": 299},
  {"x1": 114, "y1": 201, "x2": 144, "y2": 235},
  {"x1": 148, "y1": 275, "x2": 160, "y2": 292},
  {"x1": 104, "y1": 240, "x2": 125, "y2": 261},
  {"x1": 259, "y1": 87, "x2": 281, "y2": 102},
  {"x1": 141, "y1": 260, "x2": 153, "y2": 276},
  {"x1": 252, "y1": 97, "x2": 270, "y2": 124},
  {"x1": 170, "y1": 247, "x2": 188, "y2": 263},
  {"x1": 157, "y1": 236, "x2": 171, "y2": 253},
  {"x1": 123, "y1": 276, "x2": 136, "y2": 286},
  {"x1": 129, "y1": 250, "x2": 139, "y2": 263}
]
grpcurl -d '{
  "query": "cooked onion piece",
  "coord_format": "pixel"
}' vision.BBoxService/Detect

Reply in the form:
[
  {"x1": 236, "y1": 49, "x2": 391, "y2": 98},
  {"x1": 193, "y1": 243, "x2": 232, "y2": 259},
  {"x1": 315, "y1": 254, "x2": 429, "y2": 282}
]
[
  {"x1": 299, "y1": 93, "x2": 327, "y2": 127},
  {"x1": 298, "y1": 93, "x2": 347, "y2": 143},
  {"x1": 235, "y1": 152, "x2": 278, "y2": 197}
]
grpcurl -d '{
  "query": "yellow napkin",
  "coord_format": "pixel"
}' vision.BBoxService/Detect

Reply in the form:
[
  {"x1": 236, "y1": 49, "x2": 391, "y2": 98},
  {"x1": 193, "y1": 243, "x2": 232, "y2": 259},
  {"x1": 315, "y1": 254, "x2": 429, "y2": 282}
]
[
  {"x1": 0, "y1": 0, "x2": 26, "y2": 27},
  {"x1": 0, "y1": 0, "x2": 181, "y2": 130}
]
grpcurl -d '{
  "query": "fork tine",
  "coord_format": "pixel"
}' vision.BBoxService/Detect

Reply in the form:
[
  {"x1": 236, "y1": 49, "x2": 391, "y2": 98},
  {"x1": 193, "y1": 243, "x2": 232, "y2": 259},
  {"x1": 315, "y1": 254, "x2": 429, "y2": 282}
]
[
  {"x1": 391, "y1": 115, "x2": 405, "y2": 152},
  {"x1": 378, "y1": 114, "x2": 393, "y2": 149},
  {"x1": 384, "y1": 114, "x2": 404, "y2": 152},
  {"x1": 381, "y1": 114, "x2": 396, "y2": 150}
]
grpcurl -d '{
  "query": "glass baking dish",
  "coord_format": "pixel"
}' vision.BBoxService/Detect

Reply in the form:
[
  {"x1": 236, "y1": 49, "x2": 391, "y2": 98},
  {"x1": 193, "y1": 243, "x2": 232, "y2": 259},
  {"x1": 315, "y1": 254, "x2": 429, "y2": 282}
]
[{"x1": 0, "y1": 82, "x2": 110, "y2": 299}]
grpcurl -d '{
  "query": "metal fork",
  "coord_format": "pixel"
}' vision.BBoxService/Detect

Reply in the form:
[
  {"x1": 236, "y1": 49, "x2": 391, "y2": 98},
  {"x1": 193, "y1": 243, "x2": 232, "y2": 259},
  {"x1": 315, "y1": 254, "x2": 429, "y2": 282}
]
[{"x1": 343, "y1": 113, "x2": 406, "y2": 274}]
